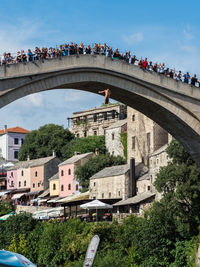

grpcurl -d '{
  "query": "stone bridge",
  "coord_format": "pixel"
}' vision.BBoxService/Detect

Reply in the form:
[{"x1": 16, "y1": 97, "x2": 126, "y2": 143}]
[{"x1": 0, "y1": 55, "x2": 200, "y2": 163}]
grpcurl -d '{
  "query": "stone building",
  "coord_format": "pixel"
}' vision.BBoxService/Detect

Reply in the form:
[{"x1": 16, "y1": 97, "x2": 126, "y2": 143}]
[
  {"x1": 49, "y1": 173, "x2": 59, "y2": 197},
  {"x1": 68, "y1": 104, "x2": 127, "y2": 138},
  {"x1": 7, "y1": 154, "x2": 61, "y2": 192},
  {"x1": 105, "y1": 119, "x2": 127, "y2": 157},
  {"x1": 89, "y1": 161, "x2": 144, "y2": 201},
  {"x1": 59, "y1": 152, "x2": 94, "y2": 198},
  {"x1": 0, "y1": 126, "x2": 29, "y2": 161},
  {"x1": 127, "y1": 106, "x2": 168, "y2": 165}
]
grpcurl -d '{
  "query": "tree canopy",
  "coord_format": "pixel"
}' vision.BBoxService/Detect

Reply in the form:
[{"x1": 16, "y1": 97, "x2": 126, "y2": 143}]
[
  {"x1": 75, "y1": 154, "x2": 126, "y2": 191},
  {"x1": 18, "y1": 124, "x2": 74, "y2": 161},
  {"x1": 154, "y1": 139, "x2": 200, "y2": 237},
  {"x1": 61, "y1": 135, "x2": 106, "y2": 159}
]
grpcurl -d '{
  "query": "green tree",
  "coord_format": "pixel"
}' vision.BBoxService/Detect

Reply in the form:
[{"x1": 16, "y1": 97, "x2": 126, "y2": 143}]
[
  {"x1": 18, "y1": 124, "x2": 74, "y2": 161},
  {"x1": 155, "y1": 139, "x2": 200, "y2": 237},
  {"x1": 0, "y1": 201, "x2": 14, "y2": 216},
  {"x1": 75, "y1": 154, "x2": 126, "y2": 191},
  {"x1": 2, "y1": 213, "x2": 37, "y2": 249},
  {"x1": 9, "y1": 234, "x2": 27, "y2": 255},
  {"x1": 61, "y1": 135, "x2": 106, "y2": 159}
]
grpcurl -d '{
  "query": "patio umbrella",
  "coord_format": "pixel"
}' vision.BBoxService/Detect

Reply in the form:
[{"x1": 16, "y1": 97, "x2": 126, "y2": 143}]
[
  {"x1": 80, "y1": 200, "x2": 113, "y2": 222},
  {"x1": 0, "y1": 250, "x2": 37, "y2": 267}
]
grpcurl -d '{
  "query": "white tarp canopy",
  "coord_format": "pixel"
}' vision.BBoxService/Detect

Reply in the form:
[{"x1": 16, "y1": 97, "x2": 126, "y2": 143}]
[
  {"x1": 11, "y1": 193, "x2": 25, "y2": 199},
  {"x1": 32, "y1": 207, "x2": 64, "y2": 219},
  {"x1": 80, "y1": 199, "x2": 113, "y2": 210},
  {"x1": 0, "y1": 191, "x2": 10, "y2": 197}
]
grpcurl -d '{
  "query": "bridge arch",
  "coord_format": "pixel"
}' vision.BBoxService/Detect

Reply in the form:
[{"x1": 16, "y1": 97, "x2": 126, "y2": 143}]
[{"x1": 0, "y1": 55, "x2": 200, "y2": 163}]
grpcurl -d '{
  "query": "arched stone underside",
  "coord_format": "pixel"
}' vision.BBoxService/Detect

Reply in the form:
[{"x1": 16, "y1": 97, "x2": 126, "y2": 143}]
[{"x1": 0, "y1": 55, "x2": 200, "y2": 164}]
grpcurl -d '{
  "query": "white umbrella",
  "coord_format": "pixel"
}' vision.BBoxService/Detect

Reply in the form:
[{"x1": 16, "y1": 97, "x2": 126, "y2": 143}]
[
  {"x1": 80, "y1": 200, "x2": 113, "y2": 222},
  {"x1": 80, "y1": 199, "x2": 113, "y2": 209}
]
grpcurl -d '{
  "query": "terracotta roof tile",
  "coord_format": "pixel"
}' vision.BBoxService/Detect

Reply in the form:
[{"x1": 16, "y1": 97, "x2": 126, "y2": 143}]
[{"x1": 0, "y1": 126, "x2": 30, "y2": 134}]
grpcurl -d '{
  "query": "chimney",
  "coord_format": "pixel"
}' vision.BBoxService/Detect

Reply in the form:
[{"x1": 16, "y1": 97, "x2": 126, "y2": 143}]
[
  {"x1": 95, "y1": 148, "x2": 99, "y2": 156},
  {"x1": 130, "y1": 158, "x2": 136, "y2": 197},
  {"x1": 4, "y1": 125, "x2": 7, "y2": 132},
  {"x1": 27, "y1": 155, "x2": 30, "y2": 161},
  {"x1": 52, "y1": 150, "x2": 56, "y2": 157}
]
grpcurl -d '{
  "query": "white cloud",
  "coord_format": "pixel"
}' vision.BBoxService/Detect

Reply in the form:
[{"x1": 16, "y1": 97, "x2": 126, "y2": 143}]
[
  {"x1": 25, "y1": 94, "x2": 43, "y2": 107},
  {"x1": 122, "y1": 32, "x2": 144, "y2": 45},
  {"x1": 183, "y1": 29, "x2": 194, "y2": 40},
  {"x1": 180, "y1": 45, "x2": 197, "y2": 53}
]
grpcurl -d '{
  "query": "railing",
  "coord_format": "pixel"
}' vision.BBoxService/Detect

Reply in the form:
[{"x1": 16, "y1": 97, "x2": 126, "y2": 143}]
[{"x1": 0, "y1": 43, "x2": 199, "y2": 87}]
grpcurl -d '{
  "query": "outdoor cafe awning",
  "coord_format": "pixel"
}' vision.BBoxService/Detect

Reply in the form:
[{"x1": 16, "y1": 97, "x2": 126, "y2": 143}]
[
  {"x1": 11, "y1": 193, "x2": 25, "y2": 199},
  {"x1": 38, "y1": 198, "x2": 49, "y2": 203}
]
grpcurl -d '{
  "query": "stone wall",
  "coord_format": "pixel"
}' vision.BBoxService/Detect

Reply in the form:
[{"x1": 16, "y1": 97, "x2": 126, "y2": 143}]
[
  {"x1": 105, "y1": 126, "x2": 124, "y2": 157},
  {"x1": 127, "y1": 106, "x2": 168, "y2": 165},
  {"x1": 15, "y1": 205, "x2": 48, "y2": 214}
]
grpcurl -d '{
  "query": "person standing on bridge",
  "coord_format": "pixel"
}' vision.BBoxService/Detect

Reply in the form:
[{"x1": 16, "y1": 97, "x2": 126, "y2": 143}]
[{"x1": 98, "y1": 88, "x2": 111, "y2": 104}]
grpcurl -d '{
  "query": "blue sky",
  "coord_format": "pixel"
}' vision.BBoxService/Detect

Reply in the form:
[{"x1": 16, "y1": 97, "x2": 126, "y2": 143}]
[{"x1": 0, "y1": 0, "x2": 200, "y2": 130}]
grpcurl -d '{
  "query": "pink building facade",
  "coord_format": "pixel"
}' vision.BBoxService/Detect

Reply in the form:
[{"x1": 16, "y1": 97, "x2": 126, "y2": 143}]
[
  {"x1": 59, "y1": 152, "x2": 93, "y2": 198},
  {"x1": 7, "y1": 169, "x2": 18, "y2": 190}
]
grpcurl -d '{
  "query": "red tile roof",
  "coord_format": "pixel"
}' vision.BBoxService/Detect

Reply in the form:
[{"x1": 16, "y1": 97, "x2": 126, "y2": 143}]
[{"x1": 0, "y1": 127, "x2": 30, "y2": 134}]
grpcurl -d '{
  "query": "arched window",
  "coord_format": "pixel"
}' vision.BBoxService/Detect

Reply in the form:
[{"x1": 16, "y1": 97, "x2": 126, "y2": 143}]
[
  {"x1": 76, "y1": 184, "x2": 79, "y2": 191},
  {"x1": 33, "y1": 183, "x2": 35, "y2": 188},
  {"x1": 61, "y1": 185, "x2": 64, "y2": 191},
  {"x1": 53, "y1": 183, "x2": 56, "y2": 190},
  {"x1": 61, "y1": 170, "x2": 64, "y2": 176},
  {"x1": 21, "y1": 170, "x2": 24, "y2": 176},
  {"x1": 68, "y1": 169, "x2": 71, "y2": 175},
  {"x1": 19, "y1": 181, "x2": 21, "y2": 187},
  {"x1": 68, "y1": 184, "x2": 71, "y2": 190},
  {"x1": 24, "y1": 180, "x2": 26, "y2": 186},
  {"x1": 35, "y1": 171, "x2": 38, "y2": 177}
]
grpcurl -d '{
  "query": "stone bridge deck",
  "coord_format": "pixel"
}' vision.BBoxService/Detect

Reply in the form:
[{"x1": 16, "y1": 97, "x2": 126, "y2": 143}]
[{"x1": 0, "y1": 55, "x2": 200, "y2": 163}]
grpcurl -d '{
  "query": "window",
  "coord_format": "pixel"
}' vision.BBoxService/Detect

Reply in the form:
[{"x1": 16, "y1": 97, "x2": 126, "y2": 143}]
[
  {"x1": 35, "y1": 171, "x2": 38, "y2": 177},
  {"x1": 103, "y1": 112, "x2": 107, "y2": 120},
  {"x1": 109, "y1": 192, "x2": 111, "y2": 198},
  {"x1": 147, "y1": 133, "x2": 151, "y2": 153},
  {"x1": 21, "y1": 170, "x2": 24, "y2": 176},
  {"x1": 94, "y1": 130, "x2": 97, "y2": 136},
  {"x1": 53, "y1": 183, "x2": 56, "y2": 190},
  {"x1": 112, "y1": 110, "x2": 115, "y2": 119},
  {"x1": 33, "y1": 183, "x2": 35, "y2": 188},
  {"x1": 68, "y1": 169, "x2": 71, "y2": 175},
  {"x1": 93, "y1": 182, "x2": 96, "y2": 187},
  {"x1": 112, "y1": 133, "x2": 115, "y2": 140},
  {"x1": 102, "y1": 193, "x2": 104, "y2": 198},
  {"x1": 68, "y1": 184, "x2": 71, "y2": 190},
  {"x1": 19, "y1": 181, "x2": 21, "y2": 187},
  {"x1": 84, "y1": 131, "x2": 87, "y2": 137},
  {"x1": 148, "y1": 186, "x2": 151, "y2": 191},
  {"x1": 132, "y1": 136, "x2": 136, "y2": 150},
  {"x1": 14, "y1": 151, "x2": 18, "y2": 159},
  {"x1": 61, "y1": 170, "x2": 64, "y2": 176},
  {"x1": 61, "y1": 185, "x2": 64, "y2": 191},
  {"x1": 14, "y1": 138, "x2": 19, "y2": 145},
  {"x1": 77, "y1": 133, "x2": 79, "y2": 138},
  {"x1": 93, "y1": 114, "x2": 97, "y2": 122},
  {"x1": 24, "y1": 181, "x2": 26, "y2": 187},
  {"x1": 11, "y1": 181, "x2": 14, "y2": 187},
  {"x1": 38, "y1": 183, "x2": 40, "y2": 187},
  {"x1": 132, "y1": 114, "x2": 135, "y2": 121},
  {"x1": 11, "y1": 172, "x2": 13, "y2": 177},
  {"x1": 118, "y1": 191, "x2": 120, "y2": 196},
  {"x1": 21, "y1": 138, "x2": 24, "y2": 145},
  {"x1": 93, "y1": 196, "x2": 96, "y2": 200},
  {"x1": 76, "y1": 184, "x2": 79, "y2": 191}
]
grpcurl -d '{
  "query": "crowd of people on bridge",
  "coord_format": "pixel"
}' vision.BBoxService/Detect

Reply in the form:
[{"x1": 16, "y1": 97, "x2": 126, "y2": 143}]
[{"x1": 0, "y1": 42, "x2": 199, "y2": 87}]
